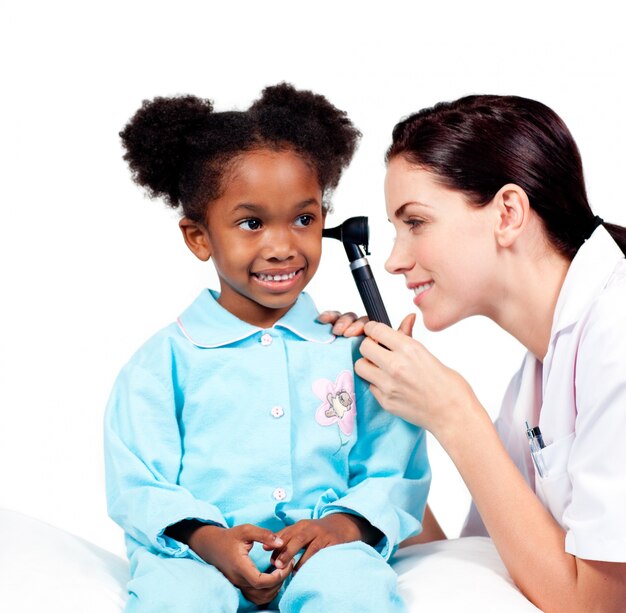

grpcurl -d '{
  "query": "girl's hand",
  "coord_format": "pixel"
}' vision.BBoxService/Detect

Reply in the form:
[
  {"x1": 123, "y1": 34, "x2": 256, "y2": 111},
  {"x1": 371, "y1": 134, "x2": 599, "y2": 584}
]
[
  {"x1": 267, "y1": 514, "x2": 379, "y2": 573},
  {"x1": 188, "y1": 524, "x2": 292, "y2": 605},
  {"x1": 356, "y1": 314, "x2": 481, "y2": 443},
  {"x1": 317, "y1": 310, "x2": 368, "y2": 337}
]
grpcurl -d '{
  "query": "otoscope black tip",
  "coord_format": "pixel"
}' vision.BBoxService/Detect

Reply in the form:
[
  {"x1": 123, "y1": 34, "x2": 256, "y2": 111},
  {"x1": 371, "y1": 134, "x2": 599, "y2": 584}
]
[{"x1": 322, "y1": 216, "x2": 369, "y2": 252}]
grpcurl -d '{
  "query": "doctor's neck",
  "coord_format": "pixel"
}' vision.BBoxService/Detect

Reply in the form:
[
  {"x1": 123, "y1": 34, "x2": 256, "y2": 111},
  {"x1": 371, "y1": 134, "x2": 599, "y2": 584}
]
[{"x1": 490, "y1": 239, "x2": 570, "y2": 361}]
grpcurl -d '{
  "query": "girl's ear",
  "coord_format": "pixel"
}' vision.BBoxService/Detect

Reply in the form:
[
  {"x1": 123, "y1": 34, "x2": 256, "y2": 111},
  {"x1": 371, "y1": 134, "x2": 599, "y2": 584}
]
[
  {"x1": 493, "y1": 183, "x2": 530, "y2": 248},
  {"x1": 179, "y1": 217, "x2": 212, "y2": 261}
]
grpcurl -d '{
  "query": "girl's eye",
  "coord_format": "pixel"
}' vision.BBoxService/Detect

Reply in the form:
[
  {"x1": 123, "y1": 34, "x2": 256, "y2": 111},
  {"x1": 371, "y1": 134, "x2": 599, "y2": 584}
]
[
  {"x1": 295, "y1": 214, "x2": 314, "y2": 227},
  {"x1": 239, "y1": 218, "x2": 262, "y2": 231}
]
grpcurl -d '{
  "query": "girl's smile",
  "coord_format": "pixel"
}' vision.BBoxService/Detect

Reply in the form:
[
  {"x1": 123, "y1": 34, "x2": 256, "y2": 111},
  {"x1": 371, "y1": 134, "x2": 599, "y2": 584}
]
[{"x1": 252, "y1": 267, "x2": 305, "y2": 291}]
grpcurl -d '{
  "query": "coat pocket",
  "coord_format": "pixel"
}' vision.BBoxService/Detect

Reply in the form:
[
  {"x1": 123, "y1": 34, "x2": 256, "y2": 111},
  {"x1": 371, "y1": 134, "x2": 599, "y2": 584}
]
[{"x1": 534, "y1": 432, "x2": 575, "y2": 526}]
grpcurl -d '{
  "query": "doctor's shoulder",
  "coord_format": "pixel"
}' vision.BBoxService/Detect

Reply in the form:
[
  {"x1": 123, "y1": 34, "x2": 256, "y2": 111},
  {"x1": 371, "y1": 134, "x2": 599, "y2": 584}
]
[
  {"x1": 574, "y1": 262, "x2": 626, "y2": 409},
  {"x1": 579, "y1": 259, "x2": 626, "y2": 347}
]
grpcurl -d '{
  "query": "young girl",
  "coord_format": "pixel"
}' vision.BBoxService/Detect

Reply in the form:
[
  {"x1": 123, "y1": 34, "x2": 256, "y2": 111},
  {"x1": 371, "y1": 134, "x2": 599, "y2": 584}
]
[{"x1": 104, "y1": 83, "x2": 430, "y2": 612}]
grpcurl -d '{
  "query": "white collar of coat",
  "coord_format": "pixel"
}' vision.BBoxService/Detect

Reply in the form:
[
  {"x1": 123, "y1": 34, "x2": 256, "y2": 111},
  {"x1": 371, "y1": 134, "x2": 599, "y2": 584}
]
[
  {"x1": 550, "y1": 225, "x2": 625, "y2": 338},
  {"x1": 176, "y1": 289, "x2": 336, "y2": 348}
]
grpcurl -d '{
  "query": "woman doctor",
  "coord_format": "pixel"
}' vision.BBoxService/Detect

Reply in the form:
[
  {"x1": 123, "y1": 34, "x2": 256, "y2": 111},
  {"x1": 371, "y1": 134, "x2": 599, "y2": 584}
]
[{"x1": 323, "y1": 95, "x2": 626, "y2": 612}]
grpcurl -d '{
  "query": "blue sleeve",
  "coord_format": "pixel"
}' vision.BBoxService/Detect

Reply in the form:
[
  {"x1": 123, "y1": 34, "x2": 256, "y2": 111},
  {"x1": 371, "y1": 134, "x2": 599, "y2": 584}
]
[
  {"x1": 104, "y1": 361, "x2": 227, "y2": 557},
  {"x1": 314, "y1": 348, "x2": 431, "y2": 560}
]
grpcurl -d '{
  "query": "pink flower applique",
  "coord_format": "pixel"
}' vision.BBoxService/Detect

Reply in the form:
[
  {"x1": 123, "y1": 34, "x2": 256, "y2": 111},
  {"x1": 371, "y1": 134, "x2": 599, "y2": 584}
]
[{"x1": 313, "y1": 370, "x2": 356, "y2": 437}]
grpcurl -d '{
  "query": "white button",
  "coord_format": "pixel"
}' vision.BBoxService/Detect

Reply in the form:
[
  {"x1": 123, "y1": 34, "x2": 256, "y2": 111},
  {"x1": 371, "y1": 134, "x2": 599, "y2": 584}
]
[
  {"x1": 271, "y1": 406, "x2": 284, "y2": 418},
  {"x1": 261, "y1": 333, "x2": 272, "y2": 346},
  {"x1": 272, "y1": 487, "x2": 287, "y2": 501}
]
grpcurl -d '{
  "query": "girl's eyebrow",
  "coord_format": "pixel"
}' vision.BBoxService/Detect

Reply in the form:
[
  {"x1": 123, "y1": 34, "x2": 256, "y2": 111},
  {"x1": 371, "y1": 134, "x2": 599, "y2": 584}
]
[
  {"x1": 233, "y1": 198, "x2": 320, "y2": 214},
  {"x1": 296, "y1": 198, "x2": 321, "y2": 209},
  {"x1": 232, "y1": 203, "x2": 262, "y2": 214}
]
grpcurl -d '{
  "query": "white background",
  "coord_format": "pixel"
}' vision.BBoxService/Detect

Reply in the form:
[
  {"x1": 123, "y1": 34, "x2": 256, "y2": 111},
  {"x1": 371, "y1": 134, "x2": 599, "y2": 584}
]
[{"x1": 1, "y1": 0, "x2": 625, "y2": 559}]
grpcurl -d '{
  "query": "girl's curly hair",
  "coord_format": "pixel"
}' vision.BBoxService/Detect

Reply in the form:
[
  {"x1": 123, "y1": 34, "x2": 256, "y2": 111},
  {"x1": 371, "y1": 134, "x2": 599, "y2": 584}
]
[{"x1": 120, "y1": 83, "x2": 360, "y2": 222}]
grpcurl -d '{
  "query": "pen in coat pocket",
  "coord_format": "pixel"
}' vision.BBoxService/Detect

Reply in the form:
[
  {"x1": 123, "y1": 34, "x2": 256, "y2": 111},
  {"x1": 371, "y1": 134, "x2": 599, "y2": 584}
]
[{"x1": 525, "y1": 421, "x2": 548, "y2": 479}]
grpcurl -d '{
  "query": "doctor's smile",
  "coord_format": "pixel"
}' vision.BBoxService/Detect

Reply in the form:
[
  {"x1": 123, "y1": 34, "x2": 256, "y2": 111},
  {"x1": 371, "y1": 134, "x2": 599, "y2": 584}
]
[{"x1": 409, "y1": 281, "x2": 434, "y2": 306}]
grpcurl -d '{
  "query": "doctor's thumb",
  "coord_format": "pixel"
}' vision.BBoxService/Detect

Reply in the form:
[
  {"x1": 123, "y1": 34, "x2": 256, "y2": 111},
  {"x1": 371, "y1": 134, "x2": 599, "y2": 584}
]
[{"x1": 399, "y1": 313, "x2": 416, "y2": 338}]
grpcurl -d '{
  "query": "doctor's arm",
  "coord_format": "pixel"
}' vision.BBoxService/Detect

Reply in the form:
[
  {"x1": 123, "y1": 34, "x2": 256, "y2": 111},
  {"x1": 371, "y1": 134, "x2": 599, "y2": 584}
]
[
  {"x1": 318, "y1": 310, "x2": 447, "y2": 546},
  {"x1": 356, "y1": 319, "x2": 626, "y2": 613}
]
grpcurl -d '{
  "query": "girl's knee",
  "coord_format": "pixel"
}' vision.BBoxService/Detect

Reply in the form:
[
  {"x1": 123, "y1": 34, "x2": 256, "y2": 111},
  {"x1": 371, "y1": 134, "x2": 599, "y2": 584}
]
[
  {"x1": 127, "y1": 549, "x2": 238, "y2": 612},
  {"x1": 281, "y1": 542, "x2": 405, "y2": 612}
]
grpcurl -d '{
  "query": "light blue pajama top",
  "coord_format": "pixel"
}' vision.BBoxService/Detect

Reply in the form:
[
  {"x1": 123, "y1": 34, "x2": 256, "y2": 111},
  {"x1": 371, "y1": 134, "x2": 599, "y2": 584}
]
[{"x1": 104, "y1": 290, "x2": 430, "y2": 565}]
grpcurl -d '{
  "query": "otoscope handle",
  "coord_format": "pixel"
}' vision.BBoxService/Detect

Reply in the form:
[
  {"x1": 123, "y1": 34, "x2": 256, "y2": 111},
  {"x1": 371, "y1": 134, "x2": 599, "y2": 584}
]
[{"x1": 350, "y1": 258, "x2": 392, "y2": 326}]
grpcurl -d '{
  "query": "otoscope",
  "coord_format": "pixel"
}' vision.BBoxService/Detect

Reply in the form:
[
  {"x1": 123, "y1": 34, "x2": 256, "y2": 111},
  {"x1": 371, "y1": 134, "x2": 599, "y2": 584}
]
[{"x1": 322, "y1": 216, "x2": 391, "y2": 326}]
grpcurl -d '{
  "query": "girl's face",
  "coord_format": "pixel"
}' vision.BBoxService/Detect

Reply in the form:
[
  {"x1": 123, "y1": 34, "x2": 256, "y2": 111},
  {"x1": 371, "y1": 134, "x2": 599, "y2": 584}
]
[
  {"x1": 384, "y1": 156, "x2": 498, "y2": 331},
  {"x1": 198, "y1": 149, "x2": 324, "y2": 328}
]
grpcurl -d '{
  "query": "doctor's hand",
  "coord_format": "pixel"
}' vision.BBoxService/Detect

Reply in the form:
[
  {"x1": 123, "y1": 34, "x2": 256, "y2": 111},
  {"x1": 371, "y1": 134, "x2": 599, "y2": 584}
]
[
  {"x1": 267, "y1": 514, "x2": 381, "y2": 573},
  {"x1": 188, "y1": 524, "x2": 292, "y2": 605},
  {"x1": 317, "y1": 310, "x2": 368, "y2": 337},
  {"x1": 357, "y1": 314, "x2": 482, "y2": 444}
]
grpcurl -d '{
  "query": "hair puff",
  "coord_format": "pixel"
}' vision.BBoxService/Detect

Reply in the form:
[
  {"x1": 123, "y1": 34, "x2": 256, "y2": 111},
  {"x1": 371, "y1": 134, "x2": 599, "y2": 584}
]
[{"x1": 120, "y1": 83, "x2": 360, "y2": 221}]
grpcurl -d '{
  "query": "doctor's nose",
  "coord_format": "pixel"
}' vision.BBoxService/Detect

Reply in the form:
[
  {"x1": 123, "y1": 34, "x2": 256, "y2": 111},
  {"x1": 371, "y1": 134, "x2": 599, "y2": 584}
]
[{"x1": 385, "y1": 238, "x2": 414, "y2": 276}]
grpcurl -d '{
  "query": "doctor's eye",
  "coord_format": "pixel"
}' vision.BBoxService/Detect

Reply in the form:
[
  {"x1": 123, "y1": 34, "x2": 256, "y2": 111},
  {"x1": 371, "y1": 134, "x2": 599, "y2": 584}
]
[
  {"x1": 239, "y1": 218, "x2": 263, "y2": 231},
  {"x1": 404, "y1": 218, "x2": 425, "y2": 231}
]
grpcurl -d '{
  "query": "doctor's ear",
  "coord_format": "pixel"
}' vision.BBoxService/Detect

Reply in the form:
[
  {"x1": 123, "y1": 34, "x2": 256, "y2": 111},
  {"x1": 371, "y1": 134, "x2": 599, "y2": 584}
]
[
  {"x1": 493, "y1": 184, "x2": 530, "y2": 248},
  {"x1": 179, "y1": 217, "x2": 212, "y2": 261}
]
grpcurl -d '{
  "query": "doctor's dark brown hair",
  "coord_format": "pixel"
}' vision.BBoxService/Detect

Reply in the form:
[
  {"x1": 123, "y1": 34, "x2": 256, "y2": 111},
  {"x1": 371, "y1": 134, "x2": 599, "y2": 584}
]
[
  {"x1": 120, "y1": 83, "x2": 361, "y2": 222},
  {"x1": 386, "y1": 95, "x2": 626, "y2": 258}
]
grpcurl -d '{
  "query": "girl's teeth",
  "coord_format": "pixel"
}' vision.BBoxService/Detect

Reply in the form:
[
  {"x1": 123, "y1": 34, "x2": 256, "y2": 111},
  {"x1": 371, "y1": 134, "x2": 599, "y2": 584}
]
[
  {"x1": 413, "y1": 282, "x2": 434, "y2": 296},
  {"x1": 258, "y1": 271, "x2": 297, "y2": 281}
]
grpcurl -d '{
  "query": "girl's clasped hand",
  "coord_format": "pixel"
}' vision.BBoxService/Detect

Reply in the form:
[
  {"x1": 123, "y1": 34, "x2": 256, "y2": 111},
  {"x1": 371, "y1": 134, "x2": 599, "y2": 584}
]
[{"x1": 185, "y1": 514, "x2": 379, "y2": 604}]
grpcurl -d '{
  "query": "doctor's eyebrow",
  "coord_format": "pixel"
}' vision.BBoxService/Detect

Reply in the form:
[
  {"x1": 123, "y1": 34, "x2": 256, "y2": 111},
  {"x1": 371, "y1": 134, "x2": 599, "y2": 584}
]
[{"x1": 392, "y1": 201, "x2": 431, "y2": 217}]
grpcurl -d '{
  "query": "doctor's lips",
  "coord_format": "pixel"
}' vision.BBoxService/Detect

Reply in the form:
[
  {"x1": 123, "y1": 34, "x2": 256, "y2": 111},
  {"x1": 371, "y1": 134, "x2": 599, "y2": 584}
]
[
  {"x1": 409, "y1": 281, "x2": 434, "y2": 297},
  {"x1": 409, "y1": 280, "x2": 434, "y2": 305}
]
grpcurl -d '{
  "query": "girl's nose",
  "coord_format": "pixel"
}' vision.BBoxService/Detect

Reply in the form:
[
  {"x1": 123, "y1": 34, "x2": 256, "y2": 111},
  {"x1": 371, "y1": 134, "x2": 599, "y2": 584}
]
[
  {"x1": 385, "y1": 237, "x2": 414, "y2": 275},
  {"x1": 263, "y1": 228, "x2": 296, "y2": 261}
]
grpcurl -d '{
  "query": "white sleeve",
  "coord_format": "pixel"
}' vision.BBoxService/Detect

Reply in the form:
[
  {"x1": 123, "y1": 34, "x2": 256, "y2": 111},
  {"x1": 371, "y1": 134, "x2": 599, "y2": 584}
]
[{"x1": 565, "y1": 281, "x2": 626, "y2": 562}]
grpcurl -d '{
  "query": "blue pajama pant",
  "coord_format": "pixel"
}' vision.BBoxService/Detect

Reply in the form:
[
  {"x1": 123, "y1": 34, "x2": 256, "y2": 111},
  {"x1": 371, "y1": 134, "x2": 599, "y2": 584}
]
[{"x1": 125, "y1": 541, "x2": 406, "y2": 612}]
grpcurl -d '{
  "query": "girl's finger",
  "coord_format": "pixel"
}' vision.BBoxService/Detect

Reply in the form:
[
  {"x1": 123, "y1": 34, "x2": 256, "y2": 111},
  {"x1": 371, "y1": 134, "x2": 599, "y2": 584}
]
[
  {"x1": 241, "y1": 560, "x2": 291, "y2": 589},
  {"x1": 316, "y1": 310, "x2": 342, "y2": 324},
  {"x1": 293, "y1": 539, "x2": 325, "y2": 573},
  {"x1": 240, "y1": 525, "x2": 284, "y2": 548},
  {"x1": 343, "y1": 315, "x2": 369, "y2": 337},
  {"x1": 271, "y1": 532, "x2": 311, "y2": 569}
]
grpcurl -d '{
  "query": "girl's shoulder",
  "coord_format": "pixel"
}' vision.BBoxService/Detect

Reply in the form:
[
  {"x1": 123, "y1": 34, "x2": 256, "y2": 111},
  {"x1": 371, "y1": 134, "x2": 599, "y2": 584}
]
[{"x1": 120, "y1": 320, "x2": 186, "y2": 374}]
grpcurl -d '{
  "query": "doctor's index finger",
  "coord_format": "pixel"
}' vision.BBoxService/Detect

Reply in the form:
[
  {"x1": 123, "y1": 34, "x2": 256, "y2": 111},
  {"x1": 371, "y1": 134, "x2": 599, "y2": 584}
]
[
  {"x1": 363, "y1": 320, "x2": 413, "y2": 352},
  {"x1": 358, "y1": 334, "x2": 391, "y2": 368},
  {"x1": 354, "y1": 354, "x2": 387, "y2": 392}
]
